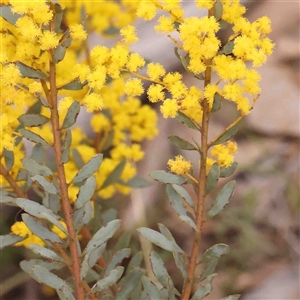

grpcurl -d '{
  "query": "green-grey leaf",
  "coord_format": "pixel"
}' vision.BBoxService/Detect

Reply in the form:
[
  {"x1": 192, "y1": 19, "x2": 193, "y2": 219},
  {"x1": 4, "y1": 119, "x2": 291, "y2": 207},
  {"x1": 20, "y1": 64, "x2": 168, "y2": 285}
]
[
  {"x1": 72, "y1": 148, "x2": 84, "y2": 169},
  {"x1": 16, "y1": 198, "x2": 66, "y2": 234},
  {"x1": 53, "y1": 45, "x2": 66, "y2": 63},
  {"x1": 102, "y1": 129, "x2": 114, "y2": 151},
  {"x1": 158, "y1": 223, "x2": 175, "y2": 241},
  {"x1": 28, "y1": 244, "x2": 64, "y2": 263},
  {"x1": 62, "y1": 130, "x2": 72, "y2": 164},
  {"x1": 0, "y1": 234, "x2": 24, "y2": 250},
  {"x1": 19, "y1": 129, "x2": 49, "y2": 146},
  {"x1": 75, "y1": 176, "x2": 96, "y2": 209},
  {"x1": 81, "y1": 243, "x2": 106, "y2": 280},
  {"x1": 0, "y1": 5, "x2": 21, "y2": 24},
  {"x1": 176, "y1": 112, "x2": 199, "y2": 130},
  {"x1": 101, "y1": 159, "x2": 126, "y2": 189},
  {"x1": 179, "y1": 215, "x2": 198, "y2": 232},
  {"x1": 18, "y1": 114, "x2": 49, "y2": 127},
  {"x1": 207, "y1": 181, "x2": 236, "y2": 218},
  {"x1": 3, "y1": 148, "x2": 14, "y2": 171},
  {"x1": 73, "y1": 201, "x2": 93, "y2": 232},
  {"x1": 72, "y1": 154, "x2": 103, "y2": 184},
  {"x1": 20, "y1": 259, "x2": 63, "y2": 273},
  {"x1": 168, "y1": 136, "x2": 197, "y2": 151},
  {"x1": 22, "y1": 214, "x2": 63, "y2": 244},
  {"x1": 105, "y1": 248, "x2": 131, "y2": 275},
  {"x1": 90, "y1": 266, "x2": 124, "y2": 293},
  {"x1": 60, "y1": 79, "x2": 86, "y2": 90},
  {"x1": 166, "y1": 185, "x2": 187, "y2": 216},
  {"x1": 222, "y1": 295, "x2": 241, "y2": 300},
  {"x1": 56, "y1": 285, "x2": 76, "y2": 300},
  {"x1": 85, "y1": 219, "x2": 121, "y2": 253},
  {"x1": 211, "y1": 124, "x2": 239, "y2": 146},
  {"x1": 211, "y1": 93, "x2": 222, "y2": 113},
  {"x1": 0, "y1": 191, "x2": 17, "y2": 206},
  {"x1": 150, "y1": 170, "x2": 186, "y2": 185},
  {"x1": 220, "y1": 162, "x2": 238, "y2": 178},
  {"x1": 15, "y1": 61, "x2": 47, "y2": 79},
  {"x1": 43, "y1": 193, "x2": 60, "y2": 215},
  {"x1": 198, "y1": 258, "x2": 219, "y2": 282},
  {"x1": 149, "y1": 251, "x2": 169, "y2": 287},
  {"x1": 61, "y1": 101, "x2": 80, "y2": 129},
  {"x1": 218, "y1": 41, "x2": 234, "y2": 55},
  {"x1": 190, "y1": 274, "x2": 216, "y2": 300},
  {"x1": 22, "y1": 158, "x2": 52, "y2": 176},
  {"x1": 173, "y1": 251, "x2": 187, "y2": 278},
  {"x1": 27, "y1": 100, "x2": 42, "y2": 114},
  {"x1": 119, "y1": 176, "x2": 150, "y2": 188},
  {"x1": 116, "y1": 268, "x2": 143, "y2": 300},
  {"x1": 142, "y1": 276, "x2": 161, "y2": 299},
  {"x1": 172, "y1": 184, "x2": 194, "y2": 208},
  {"x1": 115, "y1": 232, "x2": 131, "y2": 251},
  {"x1": 200, "y1": 243, "x2": 229, "y2": 263},
  {"x1": 126, "y1": 252, "x2": 143, "y2": 274},
  {"x1": 214, "y1": 1, "x2": 223, "y2": 19},
  {"x1": 206, "y1": 163, "x2": 220, "y2": 194},
  {"x1": 137, "y1": 228, "x2": 184, "y2": 254},
  {"x1": 31, "y1": 174, "x2": 57, "y2": 194},
  {"x1": 31, "y1": 144, "x2": 44, "y2": 164},
  {"x1": 219, "y1": 20, "x2": 230, "y2": 30}
]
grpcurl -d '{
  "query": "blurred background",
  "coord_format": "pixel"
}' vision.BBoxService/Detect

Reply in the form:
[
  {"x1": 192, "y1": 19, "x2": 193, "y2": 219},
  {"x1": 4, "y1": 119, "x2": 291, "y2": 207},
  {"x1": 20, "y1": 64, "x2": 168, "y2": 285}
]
[{"x1": 1, "y1": 1, "x2": 299, "y2": 299}]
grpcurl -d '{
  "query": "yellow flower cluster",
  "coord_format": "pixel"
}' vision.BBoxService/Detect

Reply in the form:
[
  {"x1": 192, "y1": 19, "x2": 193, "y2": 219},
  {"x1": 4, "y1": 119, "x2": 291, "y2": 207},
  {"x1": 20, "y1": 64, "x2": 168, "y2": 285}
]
[{"x1": 167, "y1": 155, "x2": 192, "y2": 176}]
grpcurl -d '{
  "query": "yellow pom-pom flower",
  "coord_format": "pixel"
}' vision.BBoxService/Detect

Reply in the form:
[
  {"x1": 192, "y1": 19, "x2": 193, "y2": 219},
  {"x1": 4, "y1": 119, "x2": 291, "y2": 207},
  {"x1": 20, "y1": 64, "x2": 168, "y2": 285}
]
[
  {"x1": 69, "y1": 23, "x2": 87, "y2": 41},
  {"x1": 168, "y1": 155, "x2": 192, "y2": 175},
  {"x1": 120, "y1": 25, "x2": 139, "y2": 44},
  {"x1": 124, "y1": 78, "x2": 144, "y2": 96}
]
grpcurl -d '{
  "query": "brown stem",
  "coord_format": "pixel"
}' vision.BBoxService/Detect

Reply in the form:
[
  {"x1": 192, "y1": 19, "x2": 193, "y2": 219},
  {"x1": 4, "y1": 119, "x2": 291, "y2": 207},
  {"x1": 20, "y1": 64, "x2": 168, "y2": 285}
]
[
  {"x1": 48, "y1": 9, "x2": 84, "y2": 300},
  {"x1": 0, "y1": 163, "x2": 26, "y2": 198},
  {"x1": 181, "y1": 9, "x2": 214, "y2": 300}
]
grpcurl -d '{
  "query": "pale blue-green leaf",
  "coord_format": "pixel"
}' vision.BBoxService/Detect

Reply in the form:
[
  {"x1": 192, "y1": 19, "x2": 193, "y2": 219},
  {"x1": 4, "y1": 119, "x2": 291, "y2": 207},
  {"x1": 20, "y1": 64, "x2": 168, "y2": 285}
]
[
  {"x1": 119, "y1": 176, "x2": 150, "y2": 188},
  {"x1": 214, "y1": 1, "x2": 223, "y2": 19},
  {"x1": 61, "y1": 130, "x2": 72, "y2": 164},
  {"x1": 173, "y1": 251, "x2": 187, "y2": 278},
  {"x1": 200, "y1": 243, "x2": 229, "y2": 263},
  {"x1": 0, "y1": 191, "x2": 17, "y2": 206},
  {"x1": 22, "y1": 214, "x2": 63, "y2": 244},
  {"x1": 126, "y1": 251, "x2": 143, "y2": 274},
  {"x1": 149, "y1": 250, "x2": 169, "y2": 287},
  {"x1": 115, "y1": 232, "x2": 131, "y2": 251},
  {"x1": 16, "y1": 198, "x2": 66, "y2": 234},
  {"x1": 167, "y1": 276, "x2": 177, "y2": 300},
  {"x1": 27, "y1": 100, "x2": 41, "y2": 114},
  {"x1": 0, "y1": 5, "x2": 20, "y2": 24},
  {"x1": 207, "y1": 181, "x2": 236, "y2": 218},
  {"x1": 72, "y1": 154, "x2": 103, "y2": 184},
  {"x1": 61, "y1": 101, "x2": 80, "y2": 129},
  {"x1": 172, "y1": 184, "x2": 194, "y2": 208},
  {"x1": 56, "y1": 285, "x2": 76, "y2": 300},
  {"x1": 102, "y1": 129, "x2": 114, "y2": 151},
  {"x1": 168, "y1": 136, "x2": 197, "y2": 151},
  {"x1": 53, "y1": 45, "x2": 66, "y2": 63},
  {"x1": 222, "y1": 295, "x2": 241, "y2": 300},
  {"x1": 31, "y1": 174, "x2": 57, "y2": 194},
  {"x1": 176, "y1": 111, "x2": 199, "y2": 130},
  {"x1": 20, "y1": 259, "x2": 63, "y2": 273},
  {"x1": 142, "y1": 276, "x2": 161, "y2": 299},
  {"x1": 74, "y1": 176, "x2": 96, "y2": 209},
  {"x1": 191, "y1": 274, "x2": 216, "y2": 300},
  {"x1": 220, "y1": 162, "x2": 238, "y2": 178},
  {"x1": 102, "y1": 208, "x2": 118, "y2": 225},
  {"x1": 211, "y1": 125, "x2": 238, "y2": 146},
  {"x1": 131, "y1": 282, "x2": 143, "y2": 300},
  {"x1": 116, "y1": 268, "x2": 143, "y2": 300},
  {"x1": 15, "y1": 61, "x2": 47, "y2": 79},
  {"x1": 22, "y1": 158, "x2": 52, "y2": 176},
  {"x1": 166, "y1": 184, "x2": 187, "y2": 216},
  {"x1": 60, "y1": 79, "x2": 86, "y2": 90},
  {"x1": 3, "y1": 149, "x2": 14, "y2": 171},
  {"x1": 150, "y1": 170, "x2": 186, "y2": 185},
  {"x1": 43, "y1": 193, "x2": 60, "y2": 214},
  {"x1": 73, "y1": 201, "x2": 93, "y2": 232},
  {"x1": 179, "y1": 215, "x2": 198, "y2": 232},
  {"x1": 85, "y1": 219, "x2": 121, "y2": 253},
  {"x1": 18, "y1": 114, "x2": 49, "y2": 127},
  {"x1": 31, "y1": 144, "x2": 44, "y2": 164},
  {"x1": 158, "y1": 223, "x2": 175, "y2": 241},
  {"x1": 72, "y1": 148, "x2": 84, "y2": 169},
  {"x1": 218, "y1": 41, "x2": 234, "y2": 55},
  {"x1": 101, "y1": 159, "x2": 126, "y2": 189},
  {"x1": 19, "y1": 129, "x2": 49, "y2": 146},
  {"x1": 219, "y1": 20, "x2": 230, "y2": 30},
  {"x1": 28, "y1": 244, "x2": 64, "y2": 263},
  {"x1": 206, "y1": 163, "x2": 220, "y2": 194},
  {"x1": 137, "y1": 228, "x2": 184, "y2": 254},
  {"x1": 81, "y1": 243, "x2": 106, "y2": 280},
  {"x1": 105, "y1": 248, "x2": 131, "y2": 275},
  {"x1": 198, "y1": 258, "x2": 219, "y2": 282},
  {"x1": 90, "y1": 266, "x2": 124, "y2": 293},
  {"x1": 0, "y1": 234, "x2": 24, "y2": 250},
  {"x1": 211, "y1": 93, "x2": 222, "y2": 113}
]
